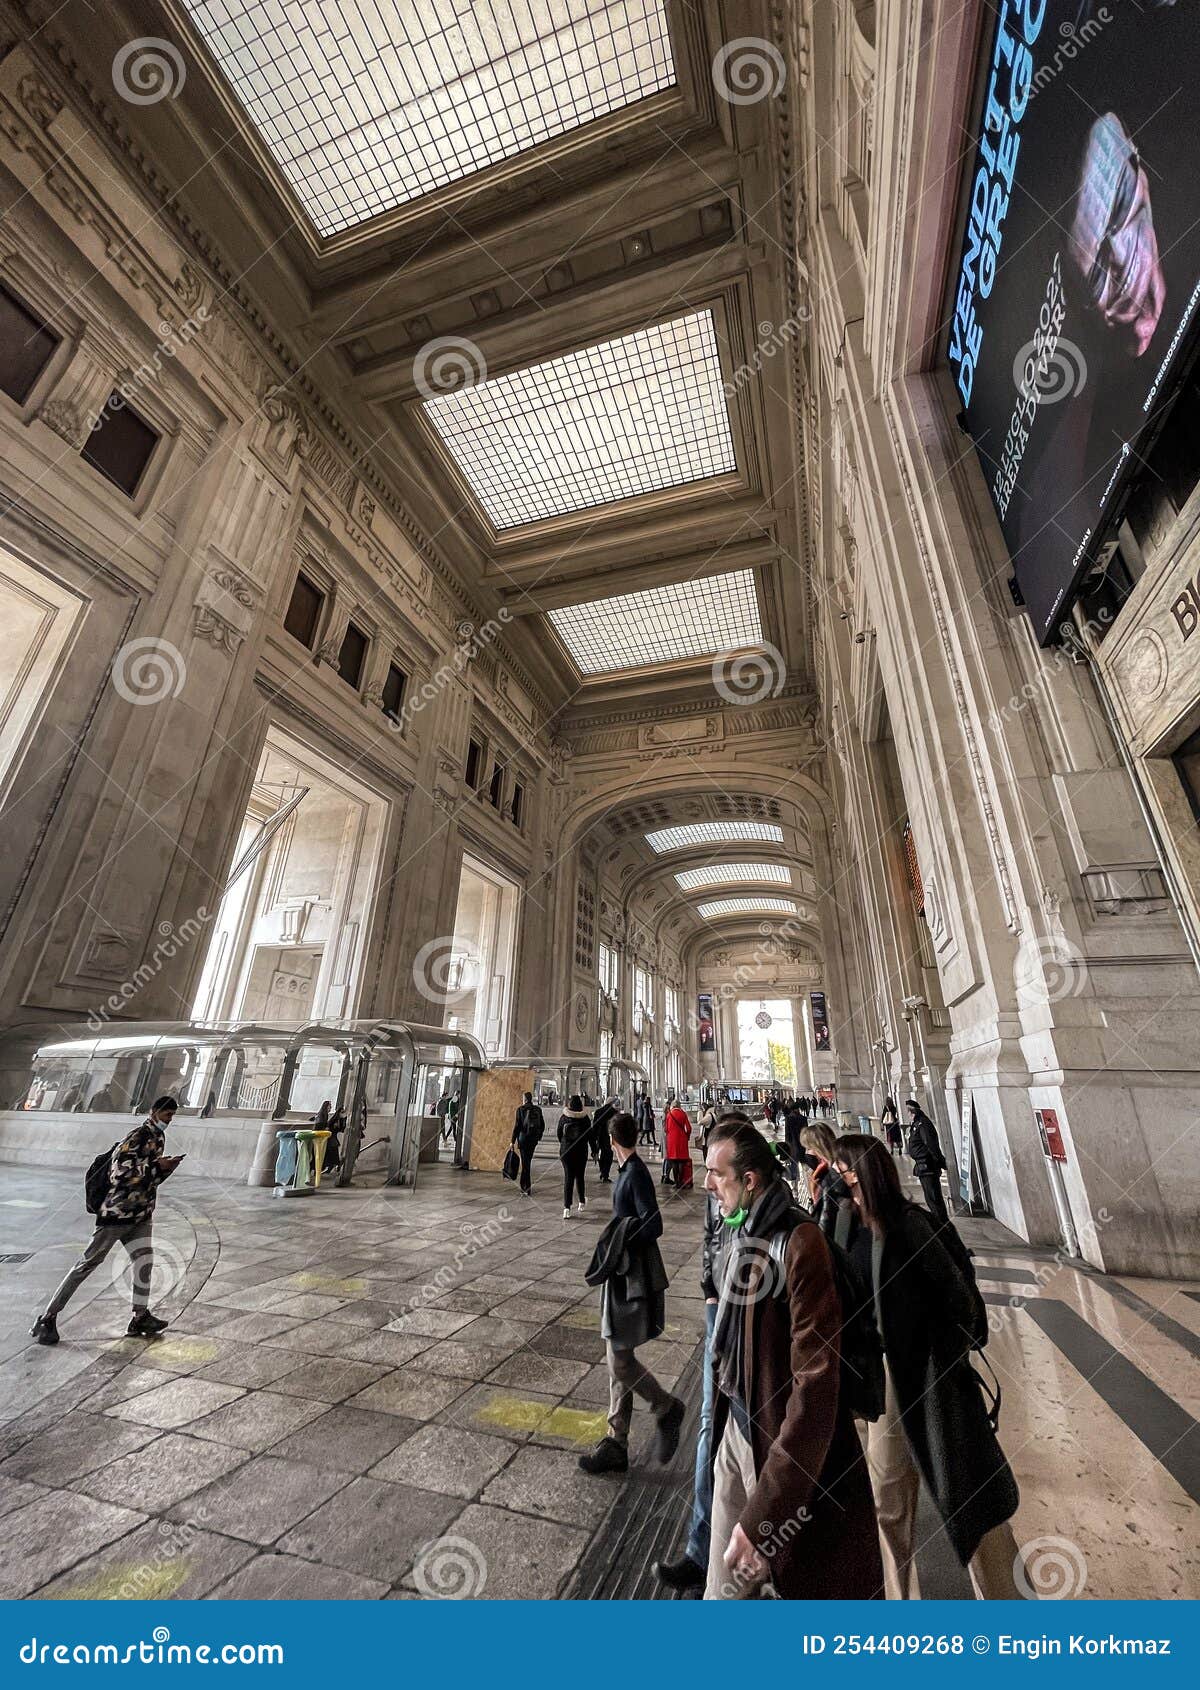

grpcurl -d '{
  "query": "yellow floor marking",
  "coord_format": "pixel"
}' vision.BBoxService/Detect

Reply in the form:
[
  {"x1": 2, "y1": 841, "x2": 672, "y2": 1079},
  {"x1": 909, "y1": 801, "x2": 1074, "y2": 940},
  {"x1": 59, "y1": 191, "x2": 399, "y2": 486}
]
[
  {"x1": 473, "y1": 1393, "x2": 606, "y2": 1445},
  {"x1": 557, "y1": 1306, "x2": 601, "y2": 1330},
  {"x1": 47, "y1": 1561, "x2": 190, "y2": 1601}
]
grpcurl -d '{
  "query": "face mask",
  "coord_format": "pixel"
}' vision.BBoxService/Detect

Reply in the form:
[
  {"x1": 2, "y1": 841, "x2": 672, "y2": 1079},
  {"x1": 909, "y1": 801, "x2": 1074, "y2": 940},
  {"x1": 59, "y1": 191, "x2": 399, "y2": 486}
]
[{"x1": 722, "y1": 1180, "x2": 753, "y2": 1229}]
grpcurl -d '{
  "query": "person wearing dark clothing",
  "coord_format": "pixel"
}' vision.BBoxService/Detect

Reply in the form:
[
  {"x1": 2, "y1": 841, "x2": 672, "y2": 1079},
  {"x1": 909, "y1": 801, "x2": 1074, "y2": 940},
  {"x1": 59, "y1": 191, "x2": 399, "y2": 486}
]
[
  {"x1": 31, "y1": 1096, "x2": 184, "y2": 1346},
  {"x1": 702, "y1": 1121, "x2": 883, "y2": 1600},
  {"x1": 511, "y1": 1092, "x2": 545, "y2": 1197},
  {"x1": 638, "y1": 1095, "x2": 658, "y2": 1152},
  {"x1": 654, "y1": 1109, "x2": 750, "y2": 1592},
  {"x1": 881, "y1": 1096, "x2": 902, "y2": 1154},
  {"x1": 579, "y1": 1113, "x2": 685, "y2": 1476},
  {"x1": 906, "y1": 1100, "x2": 950, "y2": 1223},
  {"x1": 782, "y1": 1105, "x2": 806, "y2": 1185},
  {"x1": 324, "y1": 1109, "x2": 346, "y2": 1174},
  {"x1": 557, "y1": 1095, "x2": 592, "y2": 1218},
  {"x1": 591, "y1": 1097, "x2": 618, "y2": 1182},
  {"x1": 834, "y1": 1133, "x2": 1021, "y2": 1600}
]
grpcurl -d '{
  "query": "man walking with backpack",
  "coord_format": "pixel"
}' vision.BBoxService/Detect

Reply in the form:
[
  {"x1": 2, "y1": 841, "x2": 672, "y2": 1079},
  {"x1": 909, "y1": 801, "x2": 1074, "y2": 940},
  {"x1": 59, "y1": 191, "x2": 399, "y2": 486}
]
[
  {"x1": 702, "y1": 1120, "x2": 882, "y2": 1599},
  {"x1": 30, "y1": 1095, "x2": 184, "y2": 1345}
]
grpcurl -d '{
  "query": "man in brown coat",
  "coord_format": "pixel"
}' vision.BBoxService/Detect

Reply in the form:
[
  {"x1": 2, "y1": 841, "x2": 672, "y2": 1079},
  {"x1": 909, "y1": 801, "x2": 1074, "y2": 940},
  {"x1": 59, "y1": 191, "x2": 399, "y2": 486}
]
[{"x1": 703, "y1": 1121, "x2": 883, "y2": 1599}]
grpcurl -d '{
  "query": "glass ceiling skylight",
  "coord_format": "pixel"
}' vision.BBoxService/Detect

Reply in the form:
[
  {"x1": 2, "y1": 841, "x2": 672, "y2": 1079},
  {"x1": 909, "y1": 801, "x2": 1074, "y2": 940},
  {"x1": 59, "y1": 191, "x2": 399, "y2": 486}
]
[
  {"x1": 697, "y1": 897, "x2": 799, "y2": 919},
  {"x1": 424, "y1": 311, "x2": 737, "y2": 529},
  {"x1": 645, "y1": 822, "x2": 784, "y2": 854},
  {"x1": 180, "y1": 1, "x2": 676, "y2": 237},
  {"x1": 675, "y1": 863, "x2": 791, "y2": 891},
  {"x1": 548, "y1": 569, "x2": 761, "y2": 676}
]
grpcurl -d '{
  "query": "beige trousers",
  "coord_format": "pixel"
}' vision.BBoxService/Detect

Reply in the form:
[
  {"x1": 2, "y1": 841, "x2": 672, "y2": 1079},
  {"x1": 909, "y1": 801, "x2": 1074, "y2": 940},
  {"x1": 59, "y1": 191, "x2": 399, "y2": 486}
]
[
  {"x1": 705, "y1": 1416, "x2": 769, "y2": 1600},
  {"x1": 859, "y1": 1367, "x2": 1024, "y2": 1600},
  {"x1": 605, "y1": 1339, "x2": 671, "y2": 1446}
]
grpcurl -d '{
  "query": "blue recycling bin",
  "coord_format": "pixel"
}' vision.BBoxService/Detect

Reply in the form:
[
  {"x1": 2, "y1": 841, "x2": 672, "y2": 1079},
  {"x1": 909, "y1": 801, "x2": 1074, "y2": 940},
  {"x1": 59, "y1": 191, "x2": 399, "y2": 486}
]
[{"x1": 274, "y1": 1129, "x2": 299, "y2": 1186}]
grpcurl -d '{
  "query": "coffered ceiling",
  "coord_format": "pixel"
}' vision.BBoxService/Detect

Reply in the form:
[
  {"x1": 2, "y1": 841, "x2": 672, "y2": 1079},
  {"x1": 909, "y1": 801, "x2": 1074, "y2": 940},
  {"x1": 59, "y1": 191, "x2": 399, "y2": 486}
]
[{"x1": 87, "y1": 0, "x2": 812, "y2": 713}]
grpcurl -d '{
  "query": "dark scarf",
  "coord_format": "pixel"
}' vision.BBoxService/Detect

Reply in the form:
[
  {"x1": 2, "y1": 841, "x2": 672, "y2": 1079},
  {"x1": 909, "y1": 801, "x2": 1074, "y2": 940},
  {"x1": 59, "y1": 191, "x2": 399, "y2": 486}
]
[{"x1": 712, "y1": 1177, "x2": 797, "y2": 1405}]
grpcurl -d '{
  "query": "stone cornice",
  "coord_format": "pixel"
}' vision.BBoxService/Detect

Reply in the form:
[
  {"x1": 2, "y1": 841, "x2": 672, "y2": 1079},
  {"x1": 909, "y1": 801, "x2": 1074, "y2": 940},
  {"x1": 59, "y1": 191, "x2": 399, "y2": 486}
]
[{"x1": 8, "y1": 17, "x2": 557, "y2": 728}]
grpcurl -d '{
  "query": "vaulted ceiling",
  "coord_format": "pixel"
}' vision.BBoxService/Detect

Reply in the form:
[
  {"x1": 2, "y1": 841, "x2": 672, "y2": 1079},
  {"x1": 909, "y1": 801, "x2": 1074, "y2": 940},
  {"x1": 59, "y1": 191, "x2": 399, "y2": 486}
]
[{"x1": 98, "y1": 0, "x2": 813, "y2": 717}]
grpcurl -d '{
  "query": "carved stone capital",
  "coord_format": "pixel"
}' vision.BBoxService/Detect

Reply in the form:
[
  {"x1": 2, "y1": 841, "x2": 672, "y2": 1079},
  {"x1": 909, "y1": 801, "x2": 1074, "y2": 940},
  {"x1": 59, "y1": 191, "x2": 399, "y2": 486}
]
[{"x1": 38, "y1": 398, "x2": 88, "y2": 448}]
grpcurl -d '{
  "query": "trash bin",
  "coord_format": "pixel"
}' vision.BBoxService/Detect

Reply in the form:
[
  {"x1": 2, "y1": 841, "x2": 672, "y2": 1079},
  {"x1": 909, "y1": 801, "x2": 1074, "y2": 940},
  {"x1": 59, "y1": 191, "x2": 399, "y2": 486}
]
[
  {"x1": 292, "y1": 1128, "x2": 318, "y2": 1188},
  {"x1": 310, "y1": 1128, "x2": 331, "y2": 1187},
  {"x1": 274, "y1": 1129, "x2": 299, "y2": 1186}
]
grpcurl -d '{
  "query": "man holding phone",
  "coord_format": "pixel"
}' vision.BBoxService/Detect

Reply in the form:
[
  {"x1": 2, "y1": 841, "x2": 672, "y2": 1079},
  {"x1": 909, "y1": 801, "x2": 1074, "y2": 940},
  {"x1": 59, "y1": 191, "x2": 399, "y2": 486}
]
[{"x1": 31, "y1": 1095, "x2": 184, "y2": 1345}]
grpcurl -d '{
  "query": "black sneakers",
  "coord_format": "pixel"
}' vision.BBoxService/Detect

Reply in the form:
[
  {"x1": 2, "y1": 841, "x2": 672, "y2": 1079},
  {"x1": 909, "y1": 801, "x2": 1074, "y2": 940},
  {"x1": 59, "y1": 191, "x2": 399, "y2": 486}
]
[
  {"x1": 578, "y1": 1436, "x2": 629, "y2": 1474},
  {"x1": 653, "y1": 1397, "x2": 686, "y2": 1464},
  {"x1": 29, "y1": 1314, "x2": 58, "y2": 1346},
  {"x1": 654, "y1": 1553, "x2": 706, "y2": 1591},
  {"x1": 127, "y1": 1310, "x2": 169, "y2": 1338}
]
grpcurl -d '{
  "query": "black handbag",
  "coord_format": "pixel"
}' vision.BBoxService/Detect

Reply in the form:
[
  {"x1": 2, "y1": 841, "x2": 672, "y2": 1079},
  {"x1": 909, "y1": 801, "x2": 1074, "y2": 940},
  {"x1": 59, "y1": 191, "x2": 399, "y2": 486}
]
[{"x1": 502, "y1": 1146, "x2": 520, "y2": 1181}]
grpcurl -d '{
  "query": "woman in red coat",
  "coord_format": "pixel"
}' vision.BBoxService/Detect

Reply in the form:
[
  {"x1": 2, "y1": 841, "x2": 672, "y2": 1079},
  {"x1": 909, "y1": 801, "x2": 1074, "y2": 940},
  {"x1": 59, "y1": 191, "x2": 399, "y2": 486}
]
[{"x1": 663, "y1": 1099, "x2": 693, "y2": 1188}]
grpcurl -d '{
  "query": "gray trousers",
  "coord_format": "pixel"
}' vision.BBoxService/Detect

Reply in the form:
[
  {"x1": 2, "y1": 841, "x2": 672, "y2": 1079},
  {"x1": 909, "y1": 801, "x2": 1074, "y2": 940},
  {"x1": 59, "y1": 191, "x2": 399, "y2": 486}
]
[
  {"x1": 45, "y1": 1218, "x2": 154, "y2": 1316},
  {"x1": 605, "y1": 1339, "x2": 672, "y2": 1445}
]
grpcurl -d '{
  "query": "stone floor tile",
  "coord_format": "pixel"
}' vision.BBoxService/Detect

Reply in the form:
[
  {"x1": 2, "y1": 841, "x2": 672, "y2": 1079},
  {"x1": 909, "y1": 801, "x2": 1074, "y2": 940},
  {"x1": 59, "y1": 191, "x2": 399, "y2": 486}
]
[
  {"x1": 404, "y1": 1502, "x2": 587, "y2": 1600},
  {"x1": 259, "y1": 1319, "x2": 360, "y2": 1357},
  {"x1": 0, "y1": 1475, "x2": 50, "y2": 1518},
  {"x1": 276, "y1": 1476, "x2": 462, "y2": 1581},
  {"x1": 485, "y1": 1351, "x2": 592, "y2": 1395},
  {"x1": 439, "y1": 1384, "x2": 562, "y2": 1444},
  {"x1": 369, "y1": 1424, "x2": 514, "y2": 1498},
  {"x1": 76, "y1": 1366, "x2": 180, "y2": 1412},
  {"x1": 347, "y1": 1367, "x2": 470, "y2": 1421},
  {"x1": 1, "y1": 1411, "x2": 160, "y2": 1483},
  {"x1": 413, "y1": 1338, "x2": 517, "y2": 1380},
  {"x1": 219, "y1": 1311, "x2": 305, "y2": 1344},
  {"x1": 268, "y1": 1356, "x2": 389, "y2": 1403},
  {"x1": 32, "y1": 1519, "x2": 255, "y2": 1600},
  {"x1": 446, "y1": 1315, "x2": 541, "y2": 1351},
  {"x1": 481, "y1": 1446, "x2": 620, "y2": 1528},
  {"x1": 104, "y1": 1378, "x2": 245, "y2": 1431},
  {"x1": 264, "y1": 1292, "x2": 349, "y2": 1319},
  {"x1": 524, "y1": 1398, "x2": 611, "y2": 1451},
  {"x1": 208, "y1": 1551, "x2": 388, "y2": 1600},
  {"x1": 384, "y1": 1307, "x2": 476, "y2": 1339},
  {"x1": 188, "y1": 1389, "x2": 328, "y2": 1451},
  {"x1": 323, "y1": 1299, "x2": 402, "y2": 1330},
  {"x1": 268, "y1": 1407, "x2": 419, "y2": 1475},
  {"x1": 168, "y1": 1453, "x2": 347, "y2": 1544},
  {"x1": 0, "y1": 1490, "x2": 146, "y2": 1597},
  {"x1": 489, "y1": 1294, "x2": 576, "y2": 1326},
  {"x1": 528, "y1": 1323, "x2": 606, "y2": 1363},
  {"x1": 193, "y1": 1346, "x2": 307, "y2": 1390},
  {"x1": 336, "y1": 1330, "x2": 435, "y2": 1368},
  {"x1": 73, "y1": 1432, "x2": 249, "y2": 1512},
  {"x1": 120, "y1": 1335, "x2": 228, "y2": 1375}
]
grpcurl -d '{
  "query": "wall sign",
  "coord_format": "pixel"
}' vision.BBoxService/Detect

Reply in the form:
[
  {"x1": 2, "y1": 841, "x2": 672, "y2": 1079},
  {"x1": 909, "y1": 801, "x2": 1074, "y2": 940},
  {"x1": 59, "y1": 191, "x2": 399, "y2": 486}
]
[{"x1": 1035, "y1": 1106, "x2": 1068, "y2": 1162}]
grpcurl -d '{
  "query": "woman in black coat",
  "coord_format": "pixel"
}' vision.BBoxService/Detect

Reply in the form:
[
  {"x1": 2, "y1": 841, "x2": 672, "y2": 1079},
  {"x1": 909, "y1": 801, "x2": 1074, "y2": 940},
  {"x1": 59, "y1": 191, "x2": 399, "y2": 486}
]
[
  {"x1": 511, "y1": 1092, "x2": 545, "y2": 1198},
  {"x1": 833, "y1": 1133, "x2": 1023, "y2": 1600},
  {"x1": 556, "y1": 1094, "x2": 592, "y2": 1219}
]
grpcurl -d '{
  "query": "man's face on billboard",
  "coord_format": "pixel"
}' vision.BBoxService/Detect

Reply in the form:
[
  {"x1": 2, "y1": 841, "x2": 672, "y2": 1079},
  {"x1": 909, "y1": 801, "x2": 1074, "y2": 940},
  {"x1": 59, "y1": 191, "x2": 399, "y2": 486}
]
[{"x1": 1069, "y1": 112, "x2": 1166, "y2": 357}]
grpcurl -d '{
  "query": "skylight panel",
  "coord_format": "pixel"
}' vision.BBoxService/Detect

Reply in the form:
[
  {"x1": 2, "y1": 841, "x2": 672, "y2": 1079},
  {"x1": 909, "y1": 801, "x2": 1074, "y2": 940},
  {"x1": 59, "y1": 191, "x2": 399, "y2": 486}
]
[
  {"x1": 181, "y1": 1, "x2": 676, "y2": 237},
  {"x1": 548, "y1": 569, "x2": 760, "y2": 676},
  {"x1": 696, "y1": 897, "x2": 799, "y2": 919},
  {"x1": 675, "y1": 863, "x2": 791, "y2": 890},
  {"x1": 645, "y1": 823, "x2": 784, "y2": 854},
  {"x1": 423, "y1": 311, "x2": 737, "y2": 528}
]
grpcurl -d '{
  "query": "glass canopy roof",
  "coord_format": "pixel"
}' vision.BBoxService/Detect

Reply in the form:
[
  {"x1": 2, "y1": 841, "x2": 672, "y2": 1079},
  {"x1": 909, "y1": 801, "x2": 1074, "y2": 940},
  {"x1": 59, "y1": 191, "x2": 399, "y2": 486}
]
[
  {"x1": 675, "y1": 863, "x2": 791, "y2": 890},
  {"x1": 548, "y1": 569, "x2": 761, "y2": 675},
  {"x1": 423, "y1": 311, "x2": 737, "y2": 529},
  {"x1": 645, "y1": 822, "x2": 785, "y2": 854},
  {"x1": 181, "y1": 0, "x2": 676, "y2": 237},
  {"x1": 696, "y1": 896, "x2": 799, "y2": 919}
]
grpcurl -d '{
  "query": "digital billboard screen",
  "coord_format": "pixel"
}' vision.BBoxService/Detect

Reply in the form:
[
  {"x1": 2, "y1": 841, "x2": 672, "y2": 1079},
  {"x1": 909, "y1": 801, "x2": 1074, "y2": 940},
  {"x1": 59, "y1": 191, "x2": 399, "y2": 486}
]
[{"x1": 947, "y1": 1, "x2": 1200, "y2": 643}]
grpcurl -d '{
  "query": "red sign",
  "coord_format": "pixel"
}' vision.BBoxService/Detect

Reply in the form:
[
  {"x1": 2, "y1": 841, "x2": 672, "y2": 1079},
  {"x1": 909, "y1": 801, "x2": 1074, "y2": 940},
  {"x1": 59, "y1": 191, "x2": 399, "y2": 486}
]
[{"x1": 1035, "y1": 1108, "x2": 1067, "y2": 1162}]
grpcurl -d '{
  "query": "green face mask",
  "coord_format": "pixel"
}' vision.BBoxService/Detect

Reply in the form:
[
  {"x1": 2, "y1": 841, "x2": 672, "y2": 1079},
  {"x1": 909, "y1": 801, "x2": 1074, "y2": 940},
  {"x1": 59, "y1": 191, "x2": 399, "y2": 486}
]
[{"x1": 722, "y1": 1181, "x2": 752, "y2": 1229}]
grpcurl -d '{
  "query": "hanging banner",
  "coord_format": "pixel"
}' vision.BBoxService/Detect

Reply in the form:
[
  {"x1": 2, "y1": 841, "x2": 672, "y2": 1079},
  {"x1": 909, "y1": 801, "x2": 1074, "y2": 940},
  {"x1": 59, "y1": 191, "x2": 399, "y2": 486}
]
[
  {"x1": 1036, "y1": 1107, "x2": 1068, "y2": 1163},
  {"x1": 696, "y1": 992, "x2": 715, "y2": 1053},
  {"x1": 810, "y1": 991, "x2": 830, "y2": 1052},
  {"x1": 959, "y1": 1092, "x2": 975, "y2": 1204}
]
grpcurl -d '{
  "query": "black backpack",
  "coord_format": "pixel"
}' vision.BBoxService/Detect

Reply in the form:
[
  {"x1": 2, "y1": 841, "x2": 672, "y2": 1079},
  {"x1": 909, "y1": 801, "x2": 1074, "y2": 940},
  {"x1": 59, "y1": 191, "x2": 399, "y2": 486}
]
[
  {"x1": 768, "y1": 1208, "x2": 885, "y2": 1423},
  {"x1": 84, "y1": 1144, "x2": 117, "y2": 1215}
]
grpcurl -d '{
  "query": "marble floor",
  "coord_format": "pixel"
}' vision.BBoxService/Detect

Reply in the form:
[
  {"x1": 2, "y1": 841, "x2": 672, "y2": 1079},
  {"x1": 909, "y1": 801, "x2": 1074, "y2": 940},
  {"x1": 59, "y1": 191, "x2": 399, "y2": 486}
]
[{"x1": 0, "y1": 1153, "x2": 1197, "y2": 1600}]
